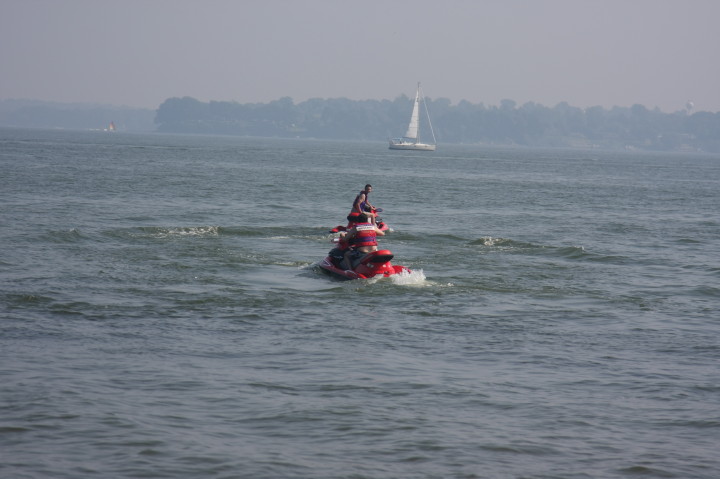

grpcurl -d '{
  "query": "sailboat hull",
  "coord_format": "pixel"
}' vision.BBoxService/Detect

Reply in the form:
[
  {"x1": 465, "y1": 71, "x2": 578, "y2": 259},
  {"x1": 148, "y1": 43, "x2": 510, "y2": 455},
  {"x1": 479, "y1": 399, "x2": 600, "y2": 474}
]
[{"x1": 388, "y1": 140, "x2": 436, "y2": 151}]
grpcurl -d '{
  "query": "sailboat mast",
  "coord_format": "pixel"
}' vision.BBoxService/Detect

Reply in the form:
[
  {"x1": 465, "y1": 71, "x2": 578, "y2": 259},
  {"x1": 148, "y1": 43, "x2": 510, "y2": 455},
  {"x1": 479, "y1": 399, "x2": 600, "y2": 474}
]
[
  {"x1": 419, "y1": 83, "x2": 437, "y2": 145},
  {"x1": 415, "y1": 82, "x2": 421, "y2": 143},
  {"x1": 416, "y1": 82, "x2": 424, "y2": 143}
]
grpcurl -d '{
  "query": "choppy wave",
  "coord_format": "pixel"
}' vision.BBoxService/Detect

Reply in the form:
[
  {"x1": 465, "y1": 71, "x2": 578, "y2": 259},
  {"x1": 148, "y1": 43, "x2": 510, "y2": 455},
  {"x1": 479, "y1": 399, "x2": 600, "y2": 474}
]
[
  {"x1": 134, "y1": 225, "x2": 221, "y2": 238},
  {"x1": 41, "y1": 227, "x2": 87, "y2": 243},
  {"x1": 469, "y1": 236, "x2": 587, "y2": 257},
  {"x1": 466, "y1": 236, "x2": 664, "y2": 266}
]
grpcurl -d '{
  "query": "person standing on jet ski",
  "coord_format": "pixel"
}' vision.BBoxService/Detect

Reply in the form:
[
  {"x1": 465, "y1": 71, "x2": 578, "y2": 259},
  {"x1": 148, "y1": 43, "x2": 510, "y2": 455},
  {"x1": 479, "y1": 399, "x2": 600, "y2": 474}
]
[
  {"x1": 348, "y1": 184, "x2": 377, "y2": 225},
  {"x1": 342, "y1": 213, "x2": 385, "y2": 270}
]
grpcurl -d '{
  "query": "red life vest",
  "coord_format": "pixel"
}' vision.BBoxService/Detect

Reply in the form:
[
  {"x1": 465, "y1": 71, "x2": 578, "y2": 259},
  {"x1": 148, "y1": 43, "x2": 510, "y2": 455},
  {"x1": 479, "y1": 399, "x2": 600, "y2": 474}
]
[{"x1": 350, "y1": 223, "x2": 377, "y2": 248}]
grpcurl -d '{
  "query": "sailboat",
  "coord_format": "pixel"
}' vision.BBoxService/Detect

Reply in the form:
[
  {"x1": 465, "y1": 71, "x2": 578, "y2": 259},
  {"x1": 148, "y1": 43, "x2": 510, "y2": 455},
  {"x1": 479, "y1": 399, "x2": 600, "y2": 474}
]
[{"x1": 389, "y1": 82, "x2": 437, "y2": 151}]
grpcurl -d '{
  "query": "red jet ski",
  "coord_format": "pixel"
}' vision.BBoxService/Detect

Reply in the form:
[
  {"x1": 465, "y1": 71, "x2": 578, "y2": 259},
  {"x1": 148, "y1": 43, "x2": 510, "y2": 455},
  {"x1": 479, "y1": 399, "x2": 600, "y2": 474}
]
[
  {"x1": 330, "y1": 207, "x2": 390, "y2": 234},
  {"x1": 319, "y1": 247, "x2": 411, "y2": 280}
]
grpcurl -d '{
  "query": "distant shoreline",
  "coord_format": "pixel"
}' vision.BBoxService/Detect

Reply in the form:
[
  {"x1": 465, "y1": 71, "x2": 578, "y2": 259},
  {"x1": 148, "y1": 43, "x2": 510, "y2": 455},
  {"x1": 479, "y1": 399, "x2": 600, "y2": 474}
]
[{"x1": 2, "y1": 97, "x2": 719, "y2": 153}]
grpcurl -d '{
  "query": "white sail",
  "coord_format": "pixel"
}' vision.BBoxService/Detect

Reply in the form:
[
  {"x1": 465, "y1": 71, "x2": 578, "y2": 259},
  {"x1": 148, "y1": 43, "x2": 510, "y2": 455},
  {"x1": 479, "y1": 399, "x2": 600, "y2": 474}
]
[
  {"x1": 404, "y1": 88, "x2": 420, "y2": 139},
  {"x1": 389, "y1": 82, "x2": 437, "y2": 151}
]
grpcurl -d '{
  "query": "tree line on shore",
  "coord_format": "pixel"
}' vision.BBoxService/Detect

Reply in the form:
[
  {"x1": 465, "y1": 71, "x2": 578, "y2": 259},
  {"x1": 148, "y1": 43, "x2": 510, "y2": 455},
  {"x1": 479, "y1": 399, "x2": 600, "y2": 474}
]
[
  {"x1": 155, "y1": 96, "x2": 720, "y2": 152},
  {"x1": 2, "y1": 96, "x2": 719, "y2": 152}
]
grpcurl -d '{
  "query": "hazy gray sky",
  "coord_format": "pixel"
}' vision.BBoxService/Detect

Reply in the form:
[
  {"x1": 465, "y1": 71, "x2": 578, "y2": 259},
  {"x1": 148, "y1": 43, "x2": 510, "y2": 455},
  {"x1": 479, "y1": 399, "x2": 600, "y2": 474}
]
[{"x1": 2, "y1": 0, "x2": 719, "y2": 112}]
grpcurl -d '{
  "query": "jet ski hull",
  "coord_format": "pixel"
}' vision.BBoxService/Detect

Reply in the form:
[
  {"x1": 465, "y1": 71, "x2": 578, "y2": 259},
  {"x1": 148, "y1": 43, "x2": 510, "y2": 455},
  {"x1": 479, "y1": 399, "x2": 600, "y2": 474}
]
[{"x1": 318, "y1": 249, "x2": 410, "y2": 280}]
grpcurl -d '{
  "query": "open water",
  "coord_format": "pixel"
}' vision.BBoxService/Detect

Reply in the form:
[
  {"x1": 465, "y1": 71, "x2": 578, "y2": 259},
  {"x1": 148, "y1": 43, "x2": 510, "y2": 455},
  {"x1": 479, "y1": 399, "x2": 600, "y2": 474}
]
[{"x1": 1, "y1": 127, "x2": 719, "y2": 479}]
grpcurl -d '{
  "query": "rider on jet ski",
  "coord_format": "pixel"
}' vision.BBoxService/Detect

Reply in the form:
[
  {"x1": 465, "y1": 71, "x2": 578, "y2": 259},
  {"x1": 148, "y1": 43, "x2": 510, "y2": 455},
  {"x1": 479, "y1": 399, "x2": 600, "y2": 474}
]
[
  {"x1": 340, "y1": 212, "x2": 386, "y2": 270},
  {"x1": 347, "y1": 184, "x2": 377, "y2": 225}
]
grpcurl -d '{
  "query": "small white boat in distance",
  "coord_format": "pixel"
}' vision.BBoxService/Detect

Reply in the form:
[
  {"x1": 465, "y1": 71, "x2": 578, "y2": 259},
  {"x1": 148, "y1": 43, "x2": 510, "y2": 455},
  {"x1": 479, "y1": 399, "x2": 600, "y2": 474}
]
[{"x1": 389, "y1": 82, "x2": 437, "y2": 151}]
